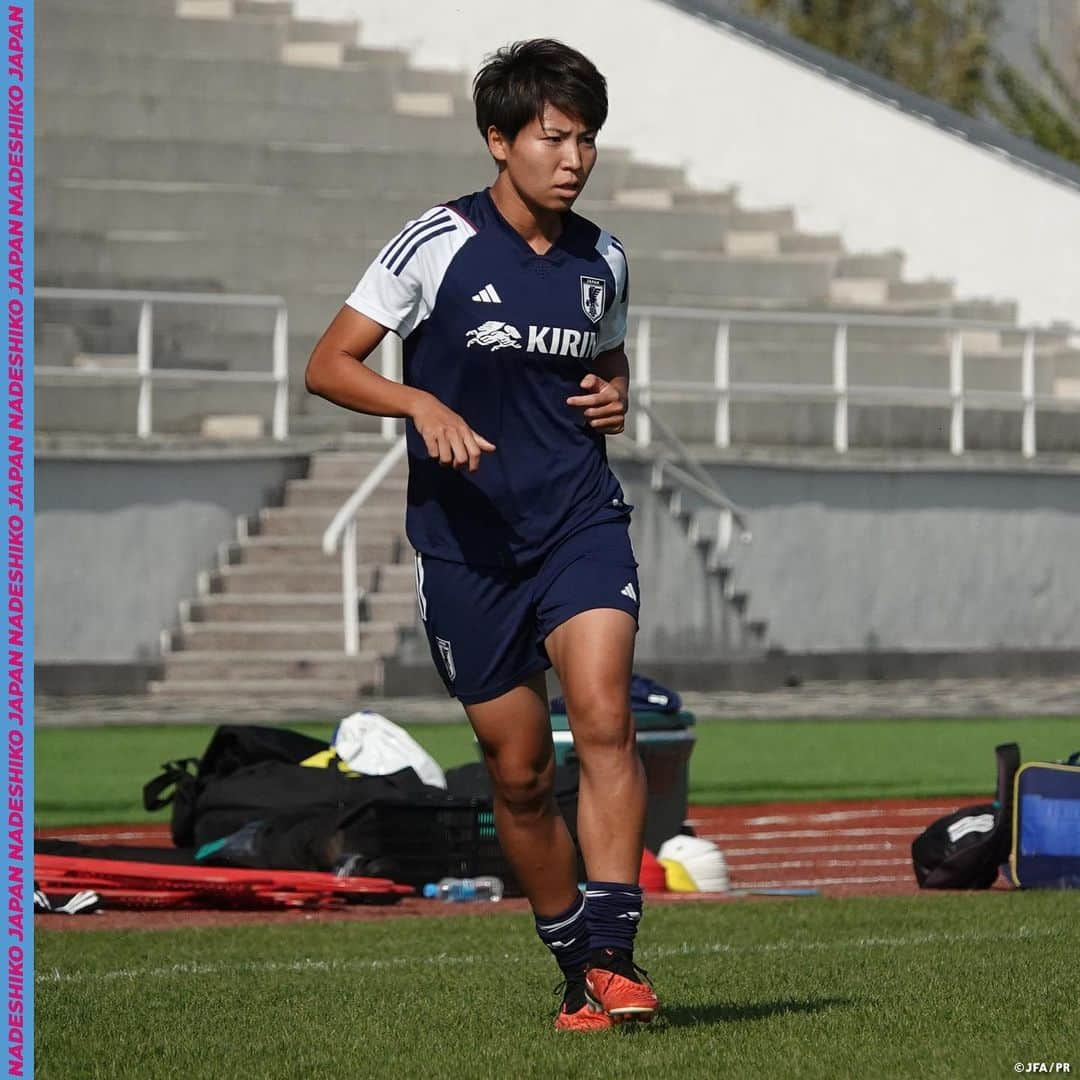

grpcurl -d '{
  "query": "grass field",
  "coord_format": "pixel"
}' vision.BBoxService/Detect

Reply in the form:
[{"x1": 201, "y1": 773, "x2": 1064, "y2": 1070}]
[
  {"x1": 36, "y1": 714, "x2": 1080, "y2": 827},
  {"x1": 37, "y1": 892, "x2": 1079, "y2": 1080}
]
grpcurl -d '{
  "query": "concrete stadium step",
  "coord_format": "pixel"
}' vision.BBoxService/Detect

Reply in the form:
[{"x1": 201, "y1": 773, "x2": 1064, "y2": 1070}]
[
  {"x1": 162, "y1": 650, "x2": 381, "y2": 683},
  {"x1": 231, "y1": 535, "x2": 405, "y2": 565},
  {"x1": 257, "y1": 505, "x2": 405, "y2": 538},
  {"x1": 837, "y1": 251, "x2": 905, "y2": 279},
  {"x1": 308, "y1": 451, "x2": 408, "y2": 480},
  {"x1": 37, "y1": 91, "x2": 480, "y2": 154},
  {"x1": 38, "y1": 49, "x2": 464, "y2": 109},
  {"x1": 40, "y1": 182, "x2": 797, "y2": 255},
  {"x1": 189, "y1": 595, "x2": 346, "y2": 622},
  {"x1": 627, "y1": 253, "x2": 835, "y2": 306},
  {"x1": 284, "y1": 478, "x2": 407, "y2": 508},
  {"x1": 45, "y1": 0, "x2": 180, "y2": 13},
  {"x1": 34, "y1": 378, "x2": 279, "y2": 436},
  {"x1": 37, "y1": 229, "x2": 839, "y2": 306},
  {"x1": 574, "y1": 201, "x2": 801, "y2": 253},
  {"x1": 211, "y1": 562, "x2": 416, "y2": 594},
  {"x1": 172, "y1": 620, "x2": 401, "y2": 653},
  {"x1": 39, "y1": 136, "x2": 681, "y2": 206},
  {"x1": 780, "y1": 232, "x2": 845, "y2": 254},
  {"x1": 38, "y1": 11, "x2": 289, "y2": 61},
  {"x1": 147, "y1": 677, "x2": 373, "y2": 701},
  {"x1": 189, "y1": 592, "x2": 417, "y2": 625}
]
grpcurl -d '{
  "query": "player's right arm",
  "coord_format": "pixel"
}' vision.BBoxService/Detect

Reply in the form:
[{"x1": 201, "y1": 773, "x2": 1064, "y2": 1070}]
[{"x1": 306, "y1": 204, "x2": 496, "y2": 474}]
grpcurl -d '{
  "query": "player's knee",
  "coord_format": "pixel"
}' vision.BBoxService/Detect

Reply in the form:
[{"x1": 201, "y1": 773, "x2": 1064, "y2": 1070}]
[
  {"x1": 566, "y1": 697, "x2": 635, "y2": 760},
  {"x1": 490, "y1": 760, "x2": 554, "y2": 816}
]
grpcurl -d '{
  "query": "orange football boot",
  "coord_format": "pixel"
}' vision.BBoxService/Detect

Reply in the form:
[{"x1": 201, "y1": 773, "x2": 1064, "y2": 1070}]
[
  {"x1": 553, "y1": 976, "x2": 614, "y2": 1032},
  {"x1": 585, "y1": 948, "x2": 659, "y2": 1022}
]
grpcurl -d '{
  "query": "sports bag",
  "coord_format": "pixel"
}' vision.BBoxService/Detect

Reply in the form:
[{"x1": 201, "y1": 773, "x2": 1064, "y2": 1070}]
[
  {"x1": 911, "y1": 743, "x2": 1019, "y2": 889},
  {"x1": 1007, "y1": 751, "x2": 1080, "y2": 889}
]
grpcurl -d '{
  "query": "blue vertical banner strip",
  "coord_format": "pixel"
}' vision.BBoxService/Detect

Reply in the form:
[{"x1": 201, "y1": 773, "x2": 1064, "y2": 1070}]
[{"x1": 4, "y1": 1, "x2": 31, "y2": 1076}]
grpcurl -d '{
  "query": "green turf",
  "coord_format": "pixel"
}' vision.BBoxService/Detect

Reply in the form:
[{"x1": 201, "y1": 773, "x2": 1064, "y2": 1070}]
[
  {"x1": 36, "y1": 892, "x2": 1079, "y2": 1079},
  {"x1": 35, "y1": 715, "x2": 1080, "y2": 828}
]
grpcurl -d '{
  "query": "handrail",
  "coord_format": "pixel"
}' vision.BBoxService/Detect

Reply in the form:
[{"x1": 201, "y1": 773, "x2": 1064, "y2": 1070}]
[
  {"x1": 321, "y1": 436, "x2": 408, "y2": 656},
  {"x1": 628, "y1": 305, "x2": 1079, "y2": 459},
  {"x1": 35, "y1": 286, "x2": 289, "y2": 439},
  {"x1": 631, "y1": 397, "x2": 751, "y2": 547}
]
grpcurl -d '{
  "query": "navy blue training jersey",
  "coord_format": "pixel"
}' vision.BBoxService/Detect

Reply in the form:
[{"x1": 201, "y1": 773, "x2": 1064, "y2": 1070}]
[{"x1": 345, "y1": 188, "x2": 631, "y2": 568}]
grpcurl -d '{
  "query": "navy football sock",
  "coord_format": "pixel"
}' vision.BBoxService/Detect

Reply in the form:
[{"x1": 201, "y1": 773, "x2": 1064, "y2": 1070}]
[
  {"x1": 585, "y1": 880, "x2": 643, "y2": 954},
  {"x1": 535, "y1": 892, "x2": 591, "y2": 978}
]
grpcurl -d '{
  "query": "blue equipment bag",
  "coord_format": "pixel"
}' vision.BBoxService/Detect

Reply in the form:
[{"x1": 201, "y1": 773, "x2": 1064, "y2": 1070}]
[{"x1": 1008, "y1": 752, "x2": 1080, "y2": 889}]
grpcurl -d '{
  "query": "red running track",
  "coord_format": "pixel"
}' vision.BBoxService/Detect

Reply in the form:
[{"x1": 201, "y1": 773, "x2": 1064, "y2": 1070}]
[
  {"x1": 35, "y1": 795, "x2": 987, "y2": 929},
  {"x1": 685, "y1": 795, "x2": 987, "y2": 897}
]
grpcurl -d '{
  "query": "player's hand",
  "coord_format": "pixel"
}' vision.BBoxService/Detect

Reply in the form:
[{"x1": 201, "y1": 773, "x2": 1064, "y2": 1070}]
[
  {"x1": 567, "y1": 373, "x2": 628, "y2": 434},
  {"x1": 410, "y1": 393, "x2": 495, "y2": 473}
]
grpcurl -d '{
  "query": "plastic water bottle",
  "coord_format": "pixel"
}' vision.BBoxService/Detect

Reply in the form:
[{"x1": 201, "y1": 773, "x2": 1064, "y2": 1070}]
[{"x1": 422, "y1": 876, "x2": 504, "y2": 902}]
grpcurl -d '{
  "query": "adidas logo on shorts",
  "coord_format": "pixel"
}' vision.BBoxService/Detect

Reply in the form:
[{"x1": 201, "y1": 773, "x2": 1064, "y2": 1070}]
[{"x1": 620, "y1": 582, "x2": 637, "y2": 602}]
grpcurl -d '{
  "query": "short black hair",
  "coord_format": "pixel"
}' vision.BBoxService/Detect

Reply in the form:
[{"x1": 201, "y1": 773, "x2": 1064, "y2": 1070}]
[{"x1": 473, "y1": 39, "x2": 608, "y2": 143}]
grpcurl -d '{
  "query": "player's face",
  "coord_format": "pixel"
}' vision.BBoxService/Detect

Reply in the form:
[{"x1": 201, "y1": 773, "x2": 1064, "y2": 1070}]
[{"x1": 489, "y1": 103, "x2": 598, "y2": 212}]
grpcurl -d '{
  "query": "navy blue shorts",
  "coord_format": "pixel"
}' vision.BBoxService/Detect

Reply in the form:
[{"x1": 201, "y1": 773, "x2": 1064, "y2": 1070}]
[{"x1": 413, "y1": 518, "x2": 640, "y2": 705}]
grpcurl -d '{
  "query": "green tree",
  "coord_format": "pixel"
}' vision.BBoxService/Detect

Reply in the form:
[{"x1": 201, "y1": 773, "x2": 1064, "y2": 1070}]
[
  {"x1": 741, "y1": 0, "x2": 1080, "y2": 165},
  {"x1": 744, "y1": 0, "x2": 1000, "y2": 113},
  {"x1": 990, "y1": 46, "x2": 1080, "y2": 165}
]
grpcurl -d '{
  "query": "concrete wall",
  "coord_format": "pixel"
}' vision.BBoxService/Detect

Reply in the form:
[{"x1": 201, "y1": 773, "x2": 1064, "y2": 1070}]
[
  {"x1": 35, "y1": 451, "x2": 309, "y2": 662},
  {"x1": 615, "y1": 455, "x2": 1080, "y2": 654},
  {"x1": 35, "y1": 447, "x2": 1080, "y2": 667},
  {"x1": 300, "y1": 0, "x2": 1080, "y2": 326}
]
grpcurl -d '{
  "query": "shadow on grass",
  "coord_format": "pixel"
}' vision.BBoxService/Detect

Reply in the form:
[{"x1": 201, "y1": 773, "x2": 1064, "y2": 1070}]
[{"x1": 656, "y1": 996, "x2": 852, "y2": 1029}]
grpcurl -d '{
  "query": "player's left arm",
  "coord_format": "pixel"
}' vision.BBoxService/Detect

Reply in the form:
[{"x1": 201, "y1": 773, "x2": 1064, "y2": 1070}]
[{"x1": 567, "y1": 346, "x2": 629, "y2": 435}]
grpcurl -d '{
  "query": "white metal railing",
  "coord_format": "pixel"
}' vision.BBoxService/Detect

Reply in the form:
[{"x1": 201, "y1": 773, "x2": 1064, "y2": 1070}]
[
  {"x1": 630, "y1": 306, "x2": 1079, "y2": 459},
  {"x1": 322, "y1": 436, "x2": 408, "y2": 655},
  {"x1": 35, "y1": 287, "x2": 290, "y2": 439},
  {"x1": 634, "y1": 398, "x2": 751, "y2": 557}
]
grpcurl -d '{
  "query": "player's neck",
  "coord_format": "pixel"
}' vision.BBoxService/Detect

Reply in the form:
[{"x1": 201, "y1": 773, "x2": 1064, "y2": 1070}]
[{"x1": 488, "y1": 178, "x2": 563, "y2": 255}]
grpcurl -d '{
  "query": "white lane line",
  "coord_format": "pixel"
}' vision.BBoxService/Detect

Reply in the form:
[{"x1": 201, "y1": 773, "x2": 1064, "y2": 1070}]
[
  {"x1": 741, "y1": 806, "x2": 960, "y2": 825},
  {"x1": 730, "y1": 858, "x2": 912, "y2": 872},
  {"x1": 38, "y1": 927, "x2": 1061, "y2": 986},
  {"x1": 722, "y1": 843, "x2": 905, "y2": 856},
  {"x1": 697, "y1": 827, "x2": 922, "y2": 841},
  {"x1": 731, "y1": 874, "x2": 914, "y2": 888},
  {"x1": 40, "y1": 830, "x2": 168, "y2": 842}
]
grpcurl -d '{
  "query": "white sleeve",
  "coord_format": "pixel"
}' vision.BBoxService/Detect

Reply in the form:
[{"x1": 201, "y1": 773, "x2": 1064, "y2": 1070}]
[
  {"x1": 595, "y1": 232, "x2": 629, "y2": 353},
  {"x1": 345, "y1": 206, "x2": 475, "y2": 339}
]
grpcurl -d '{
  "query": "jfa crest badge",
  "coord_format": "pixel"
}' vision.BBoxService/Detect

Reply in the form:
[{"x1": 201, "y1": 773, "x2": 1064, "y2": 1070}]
[{"x1": 580, "y1": 276, "x2": 605, "y2": 324}]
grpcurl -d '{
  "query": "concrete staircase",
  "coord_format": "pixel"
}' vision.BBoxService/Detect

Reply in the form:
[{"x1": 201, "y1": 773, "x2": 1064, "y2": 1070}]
[
  {"x1": 150, "y1": 443, "x2": 417, "y2": 701},
  {"x1": 37, "y1": 0, "x2": 1073, "y2": 445}
]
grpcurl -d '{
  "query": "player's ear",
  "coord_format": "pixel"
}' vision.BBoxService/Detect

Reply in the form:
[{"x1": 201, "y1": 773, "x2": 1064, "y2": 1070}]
[{"x1": 486, "y1": 125, "x2": 509, "y2": 164}]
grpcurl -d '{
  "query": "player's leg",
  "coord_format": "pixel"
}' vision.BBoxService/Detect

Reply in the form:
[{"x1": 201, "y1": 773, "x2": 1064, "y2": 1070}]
[
  {"x1": 465, "y1": 674, "x2": 610, "y2": 1030},
  {"x1": 543, "y1": 608, "x2": 645, "y2": 882},
  {"x1": 539, "y1": 524, "x2": 658, "y2": 1021},
  {"x1": 415, "y1": 552, "x2": 609, "y2": 1029},
  {"x1": 464, "y1": 671, "x2": 578, "y2": 914}
]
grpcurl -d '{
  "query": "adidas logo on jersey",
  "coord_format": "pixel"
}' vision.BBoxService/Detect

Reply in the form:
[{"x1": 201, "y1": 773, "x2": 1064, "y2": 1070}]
[
  {"x1": 471, "y1": 284, "x2": 502, "y2": 303},
  {"x1": 465, "y1": 322, "x2": 598, "y2": 359}
]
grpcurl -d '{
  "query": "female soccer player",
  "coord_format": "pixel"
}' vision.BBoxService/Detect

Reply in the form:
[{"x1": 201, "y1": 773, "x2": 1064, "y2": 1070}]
[{"x1": 306, "y1": 39, "x2": 657, "y2": 1031}]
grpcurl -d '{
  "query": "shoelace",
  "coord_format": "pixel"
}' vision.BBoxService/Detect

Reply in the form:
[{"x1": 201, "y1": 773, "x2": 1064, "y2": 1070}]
[
  {"x1": 593, "y1": 949, "x2": 652, "y2": 986},
  {"x1": 552, "y1": 974, "x2": 589, "y2": 1010}
]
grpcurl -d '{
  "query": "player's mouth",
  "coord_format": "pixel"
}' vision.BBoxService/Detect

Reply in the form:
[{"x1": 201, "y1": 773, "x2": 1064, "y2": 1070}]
[{"x1": 553, "y1": 183, "x2": 581, "y2": 197}]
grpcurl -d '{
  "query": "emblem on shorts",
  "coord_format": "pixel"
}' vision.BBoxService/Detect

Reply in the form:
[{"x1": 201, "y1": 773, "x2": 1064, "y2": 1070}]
[
  {"x1": 436, "y1": 636, "x2": 456, "y2": 682},
  {"x1": 580, "y1": 276, "x2": 605, "y2": 324},
  {"x1": 466, "y1": 320, "x2": 522, "y2": 350},
  {"x1": 620, "y1": 582, "x2": 637, "y2": 603}
]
